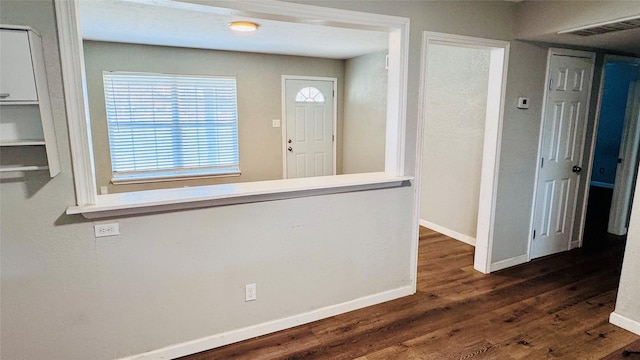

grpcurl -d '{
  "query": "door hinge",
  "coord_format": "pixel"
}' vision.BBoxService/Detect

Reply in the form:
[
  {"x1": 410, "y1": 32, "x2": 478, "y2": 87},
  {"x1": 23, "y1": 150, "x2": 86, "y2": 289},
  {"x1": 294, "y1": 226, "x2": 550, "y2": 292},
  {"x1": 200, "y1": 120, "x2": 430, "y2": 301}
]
[
  {"x1": 533, "y1": 230, "x2": 536, "y2": 239},
  {"x1": 541, "y1": 157, "x2": 544, "y2": 168},
  {"x1": 332, "y1": 90, "x2": 335, "y2": 98},
  {"x1": 332, "y1": 134, "x2": 335, "y2": 142},
  {"x1": 548, "y1": 79, "x2": 553, "y2": 91}
]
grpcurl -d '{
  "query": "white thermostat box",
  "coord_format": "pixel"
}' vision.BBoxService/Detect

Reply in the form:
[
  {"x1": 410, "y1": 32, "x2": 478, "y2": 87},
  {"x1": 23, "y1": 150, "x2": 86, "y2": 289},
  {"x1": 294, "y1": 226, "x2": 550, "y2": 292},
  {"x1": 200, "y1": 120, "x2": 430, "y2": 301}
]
[{"x1": 517, "y1": 97, "x2": 530, "y2": 109}]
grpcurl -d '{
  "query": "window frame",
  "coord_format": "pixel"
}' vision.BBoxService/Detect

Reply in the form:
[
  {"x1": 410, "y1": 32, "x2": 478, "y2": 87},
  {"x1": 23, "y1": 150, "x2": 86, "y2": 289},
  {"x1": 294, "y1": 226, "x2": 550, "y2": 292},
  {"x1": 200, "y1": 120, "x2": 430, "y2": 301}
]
[
  {"x1": 55, "y1": 0, "x2": 410, "y2": 216},
  {"x1": 295, "y1": 86, "x2": 326, "y2": 103},
  {"x1": 102, "y1": 71, "x2": 241, "y2": 184}
]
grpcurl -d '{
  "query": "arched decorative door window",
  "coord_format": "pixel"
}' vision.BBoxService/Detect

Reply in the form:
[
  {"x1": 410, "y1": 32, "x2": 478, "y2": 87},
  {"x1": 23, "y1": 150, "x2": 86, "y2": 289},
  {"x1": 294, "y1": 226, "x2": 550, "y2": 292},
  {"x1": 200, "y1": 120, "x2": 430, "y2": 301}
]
[{"x1": 295, "y1": 87, "x2": 326, "y2": 103}]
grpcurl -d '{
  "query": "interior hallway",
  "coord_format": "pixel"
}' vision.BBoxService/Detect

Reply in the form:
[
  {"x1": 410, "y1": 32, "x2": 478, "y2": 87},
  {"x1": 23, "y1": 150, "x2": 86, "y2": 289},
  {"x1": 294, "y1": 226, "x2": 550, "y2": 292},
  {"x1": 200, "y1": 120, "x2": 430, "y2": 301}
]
[{"x1": 180, "y1": 226, "x2": 639, "y2": 359}]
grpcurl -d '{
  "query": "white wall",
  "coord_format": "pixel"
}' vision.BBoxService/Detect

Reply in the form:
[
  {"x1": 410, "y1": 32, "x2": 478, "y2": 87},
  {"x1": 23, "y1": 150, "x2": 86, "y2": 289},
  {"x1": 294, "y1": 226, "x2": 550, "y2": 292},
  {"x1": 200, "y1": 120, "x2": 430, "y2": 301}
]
[
  {"x1": 613, "y1": 172, "x2": 640, "y2": 335},
  {"x1": 342, "y1": 51, "x2": 388, "y2": 174},
  {"x1": 490, "y1": 40, "x2": 549, "y2": 262},
  {"x1": 420, "y1": 44, "x2": 491, "y2": 240}
]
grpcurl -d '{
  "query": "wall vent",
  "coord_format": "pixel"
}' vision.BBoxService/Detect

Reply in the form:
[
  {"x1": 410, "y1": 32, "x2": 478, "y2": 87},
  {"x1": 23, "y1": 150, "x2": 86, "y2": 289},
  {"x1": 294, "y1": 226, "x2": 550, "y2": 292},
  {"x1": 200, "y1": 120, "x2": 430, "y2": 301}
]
[{"x1": 559, "y1": 16, "x2": 640, "y2": 37}]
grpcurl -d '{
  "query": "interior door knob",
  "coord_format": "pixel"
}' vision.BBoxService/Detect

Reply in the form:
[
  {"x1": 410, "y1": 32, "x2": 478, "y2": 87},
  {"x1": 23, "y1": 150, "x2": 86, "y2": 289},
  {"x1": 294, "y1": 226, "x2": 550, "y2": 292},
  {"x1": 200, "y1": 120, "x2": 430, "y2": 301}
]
[
  {"x1": 288, "y1": 147, "x2": 293, "y2": 152},
  {"x1": 572, "y1": 165, "x2": 582, "y2": 174}
]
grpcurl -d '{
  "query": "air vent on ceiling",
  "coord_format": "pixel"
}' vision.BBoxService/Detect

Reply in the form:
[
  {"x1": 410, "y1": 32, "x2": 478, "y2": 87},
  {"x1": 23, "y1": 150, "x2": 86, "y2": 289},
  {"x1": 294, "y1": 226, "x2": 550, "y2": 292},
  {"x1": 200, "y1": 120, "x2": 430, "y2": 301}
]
[{"x1": 559, "y1": 16, "x2": 640, "y2": 37}]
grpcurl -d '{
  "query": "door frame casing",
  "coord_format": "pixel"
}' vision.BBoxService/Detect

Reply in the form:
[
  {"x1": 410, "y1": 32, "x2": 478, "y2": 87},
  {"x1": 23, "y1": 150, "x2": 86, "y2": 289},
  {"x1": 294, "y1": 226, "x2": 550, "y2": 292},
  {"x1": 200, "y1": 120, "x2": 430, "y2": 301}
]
[
  {"x1": 281, "y1": 75, "x2": 338, "y2": 179},
  {"x1": 416, "y1": 32, "x2": 510, "y2": 274},
  {"x1": 529, "y1": 48, "x2": 596, "y2": 259}
]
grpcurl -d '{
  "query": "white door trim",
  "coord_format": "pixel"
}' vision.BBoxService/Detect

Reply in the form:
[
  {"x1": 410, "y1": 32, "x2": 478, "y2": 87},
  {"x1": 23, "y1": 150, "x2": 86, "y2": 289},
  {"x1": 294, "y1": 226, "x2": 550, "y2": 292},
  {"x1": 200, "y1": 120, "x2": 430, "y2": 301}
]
[
  {"x1": 529, "y1": 48, "x2": 596, "y2": 257},
  {"x1": 416, "y1": 31, "x2": 510, "y2": 274},
  {"x1": 281, "y1": 75, "x2": 337, "y2": 179},
  {"x1": 577, "y1": 55, "x2": 609, "y2": 247}
]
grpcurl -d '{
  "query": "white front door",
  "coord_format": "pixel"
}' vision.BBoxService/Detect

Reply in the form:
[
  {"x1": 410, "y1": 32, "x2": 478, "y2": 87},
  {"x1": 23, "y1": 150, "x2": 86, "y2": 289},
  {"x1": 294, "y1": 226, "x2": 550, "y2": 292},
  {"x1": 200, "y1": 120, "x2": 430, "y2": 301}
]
[
  {"x1": 284, "y1": 78, "x2": 335, "y2": 178},
  {"x1": 531, "y1": 50, "x2": 595, "y2": 259}
]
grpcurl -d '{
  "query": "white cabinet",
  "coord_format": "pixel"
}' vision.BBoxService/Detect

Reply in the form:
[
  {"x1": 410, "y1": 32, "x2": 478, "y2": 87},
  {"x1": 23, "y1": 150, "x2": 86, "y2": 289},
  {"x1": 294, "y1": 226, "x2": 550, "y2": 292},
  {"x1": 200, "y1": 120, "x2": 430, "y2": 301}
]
[
  {"x1": 0, "y1": 25, "x2": 60, "y2": 177},
  {"x1": 1, "y1": 29, "x2": 38, "y2": 101}
]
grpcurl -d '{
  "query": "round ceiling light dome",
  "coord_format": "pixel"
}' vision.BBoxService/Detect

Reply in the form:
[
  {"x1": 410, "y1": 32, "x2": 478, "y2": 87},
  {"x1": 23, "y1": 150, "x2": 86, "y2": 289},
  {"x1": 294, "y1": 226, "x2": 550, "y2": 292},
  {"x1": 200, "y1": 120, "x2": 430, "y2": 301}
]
[{"x1": 228, "y1": 21, "x2": 259, "y2": 32}]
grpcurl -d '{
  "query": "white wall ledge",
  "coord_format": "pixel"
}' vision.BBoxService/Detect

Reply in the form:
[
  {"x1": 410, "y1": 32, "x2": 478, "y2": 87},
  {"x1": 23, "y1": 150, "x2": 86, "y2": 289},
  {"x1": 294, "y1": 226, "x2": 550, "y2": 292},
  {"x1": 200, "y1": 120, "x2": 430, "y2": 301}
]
[{"x1": 67, "y1": 173, "x2": 413, "y2": 219}]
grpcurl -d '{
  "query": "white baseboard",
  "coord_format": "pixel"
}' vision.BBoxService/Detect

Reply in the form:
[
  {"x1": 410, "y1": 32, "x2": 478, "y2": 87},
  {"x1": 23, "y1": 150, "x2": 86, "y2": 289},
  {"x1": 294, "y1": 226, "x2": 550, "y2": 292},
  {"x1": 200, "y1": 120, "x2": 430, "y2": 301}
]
[
  {"x1": 118, "y1": 286, "x2": 414, "y2": 360},
  {"x1": 490, "y1": 254, "x2": 528, "y2": 272},
  {"x1": 610, "y1": 311, "x2": 640, "y2": 336},
  {"x1": 419, "y1": 219, "x2": 476, "y2": 246}
]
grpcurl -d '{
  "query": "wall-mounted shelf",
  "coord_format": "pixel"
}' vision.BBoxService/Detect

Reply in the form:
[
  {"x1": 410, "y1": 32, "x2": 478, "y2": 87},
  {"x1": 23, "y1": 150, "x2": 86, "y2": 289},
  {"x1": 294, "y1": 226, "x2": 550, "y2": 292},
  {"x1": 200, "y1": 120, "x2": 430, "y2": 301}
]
[
  {"x1": 1, "y1": 140, "x2": 47, "y2": 146},
  {"x1": 1, "y1": 101, "x2": 40, "y2": 105},
  {"x1": 0, "y1": 165, "x2": 50, "y2": 173},
  {"x1": 0, "y1": 25, "x2": 60, "y2": 177}
]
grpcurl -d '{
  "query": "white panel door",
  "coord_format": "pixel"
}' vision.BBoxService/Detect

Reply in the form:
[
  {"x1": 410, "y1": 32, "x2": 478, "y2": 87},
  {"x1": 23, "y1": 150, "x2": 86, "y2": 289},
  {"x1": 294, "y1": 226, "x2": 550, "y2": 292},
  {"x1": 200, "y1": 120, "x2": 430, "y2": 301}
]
[
  {"x1": 284, "y1": 79, "x2": 335, "y2": 178},
  {"x1": 531, "y1": 51, "x2": 595, "y2": 259}
]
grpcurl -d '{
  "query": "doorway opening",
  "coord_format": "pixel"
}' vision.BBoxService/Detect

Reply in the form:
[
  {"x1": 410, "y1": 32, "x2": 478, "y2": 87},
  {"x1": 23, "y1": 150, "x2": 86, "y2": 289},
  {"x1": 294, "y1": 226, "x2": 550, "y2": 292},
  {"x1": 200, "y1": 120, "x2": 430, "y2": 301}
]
[
  {"x1": 417, "y1": 32, "x2": 510, "y2": 274},
  {"x1": 583, "y1": 56, "x2": 640, "y2": 249}
]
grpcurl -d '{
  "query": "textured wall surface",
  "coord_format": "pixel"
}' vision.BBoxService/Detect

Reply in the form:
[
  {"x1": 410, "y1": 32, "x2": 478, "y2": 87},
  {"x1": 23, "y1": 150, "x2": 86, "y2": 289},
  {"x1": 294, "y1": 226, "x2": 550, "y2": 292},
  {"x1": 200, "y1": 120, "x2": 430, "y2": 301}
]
[
  {"x1": 615, "y1": 171, "x2": 640, "y2": 330},
  {"x1": 421, "y1": 44, "x2": 490, "y2": 239},
  {"x1": 342, "y1": 51, "x2": 388, "y2": 174}
]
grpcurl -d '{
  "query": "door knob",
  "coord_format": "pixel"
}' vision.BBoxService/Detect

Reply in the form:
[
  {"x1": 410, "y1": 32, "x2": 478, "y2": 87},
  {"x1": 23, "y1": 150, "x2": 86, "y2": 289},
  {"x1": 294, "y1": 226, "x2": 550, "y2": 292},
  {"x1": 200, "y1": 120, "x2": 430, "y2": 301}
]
[
  {"x1": 288, "y1": 139, "x2": 292, "y2": 144},
  {"x1": 572, "y1": 165, "x2": 582, "y2": 174},
  {"x1": 288, "y1": 147, "x2": 293, "y2": 152}
]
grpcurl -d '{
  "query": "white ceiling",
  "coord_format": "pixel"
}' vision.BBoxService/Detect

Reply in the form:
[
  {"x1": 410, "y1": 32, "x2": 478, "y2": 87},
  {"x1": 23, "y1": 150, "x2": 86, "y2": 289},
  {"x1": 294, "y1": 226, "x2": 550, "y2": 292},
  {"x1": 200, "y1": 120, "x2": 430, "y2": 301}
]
[
  {"x1": 79, "y1": 0, "x2": 389, "y2": 59},
  {"x1": 80, "y1": 1, "x2": 640, "y2": 60}
]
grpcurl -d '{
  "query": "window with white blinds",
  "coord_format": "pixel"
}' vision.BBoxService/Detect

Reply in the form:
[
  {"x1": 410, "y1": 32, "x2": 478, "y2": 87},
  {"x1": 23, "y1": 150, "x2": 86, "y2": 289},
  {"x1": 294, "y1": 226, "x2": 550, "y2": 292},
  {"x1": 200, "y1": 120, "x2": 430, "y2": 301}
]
[{"x1": 103, "y1": 72, "x2": 240, "y2": 183}]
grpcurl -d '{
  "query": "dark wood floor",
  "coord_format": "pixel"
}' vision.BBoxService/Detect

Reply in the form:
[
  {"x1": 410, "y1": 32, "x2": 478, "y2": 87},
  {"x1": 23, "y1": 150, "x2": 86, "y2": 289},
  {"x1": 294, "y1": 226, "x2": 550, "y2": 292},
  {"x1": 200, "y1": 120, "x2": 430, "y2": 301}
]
[{"x1": 181, "y1": 226, "x2": 640, "y2": 360}]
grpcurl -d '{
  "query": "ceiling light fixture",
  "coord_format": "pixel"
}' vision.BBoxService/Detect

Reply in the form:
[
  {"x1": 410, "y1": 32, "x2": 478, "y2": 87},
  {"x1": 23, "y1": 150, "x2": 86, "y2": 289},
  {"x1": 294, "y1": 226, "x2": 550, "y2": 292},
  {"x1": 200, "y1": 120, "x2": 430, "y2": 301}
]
[{"x1": 228, "y1": 21, "x2": 259, "y2": 32}]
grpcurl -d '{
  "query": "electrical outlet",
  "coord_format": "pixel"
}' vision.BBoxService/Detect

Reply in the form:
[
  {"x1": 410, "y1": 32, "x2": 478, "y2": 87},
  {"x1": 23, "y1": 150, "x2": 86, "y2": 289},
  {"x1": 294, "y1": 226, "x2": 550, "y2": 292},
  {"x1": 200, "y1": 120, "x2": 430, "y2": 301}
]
[
  {"x1": 94, "y1": 223, "x2": 120, "y2": 237},
  {"x1": 245, "y1": 283, "x2": 257, "y2": 302},
  {"x1": 272, "y1": 119, "x2": 281, "y2": 128}
]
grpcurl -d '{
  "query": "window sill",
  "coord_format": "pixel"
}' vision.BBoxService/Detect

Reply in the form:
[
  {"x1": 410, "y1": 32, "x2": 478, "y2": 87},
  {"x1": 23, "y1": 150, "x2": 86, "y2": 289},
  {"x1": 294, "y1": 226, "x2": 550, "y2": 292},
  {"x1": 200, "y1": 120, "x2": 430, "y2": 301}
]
[
  {"x1": 67, "y1": 172, "x2": 413, "y2": 219},
  {"x1": 111, "y1": 170, "x2": 241, "y2": 185}
]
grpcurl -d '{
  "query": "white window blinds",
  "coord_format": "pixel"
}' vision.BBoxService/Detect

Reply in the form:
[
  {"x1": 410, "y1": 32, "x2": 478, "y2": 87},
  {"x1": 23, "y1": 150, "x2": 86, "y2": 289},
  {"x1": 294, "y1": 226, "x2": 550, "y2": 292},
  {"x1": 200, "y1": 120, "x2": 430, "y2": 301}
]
[{"x1": 103, "y1": 72, "x2": 240, "y2": 182}]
